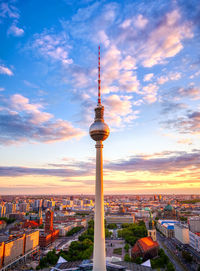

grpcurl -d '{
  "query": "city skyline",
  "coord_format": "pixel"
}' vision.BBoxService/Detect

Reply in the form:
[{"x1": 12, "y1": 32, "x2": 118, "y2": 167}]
[{"x1": 0, "y1": 0, "x2": 200, "y2": 195}]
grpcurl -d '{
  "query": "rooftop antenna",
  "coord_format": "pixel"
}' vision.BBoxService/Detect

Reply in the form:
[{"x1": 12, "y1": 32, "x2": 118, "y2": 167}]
[{"x1": 98, "y1": 45, "x2": 101, "y2": 105}]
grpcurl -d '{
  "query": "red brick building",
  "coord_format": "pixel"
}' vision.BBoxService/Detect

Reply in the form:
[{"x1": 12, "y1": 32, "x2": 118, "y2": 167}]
[
  {"x1": 39, "y1": 210, "x2": 59, "y2": 248},
  {"x1": 131, "y1": 237, "x2": 159, "y2": 261},
  {"x1": 45, "y1": 210, "x2": 53, "y2": 233},
  {"x1": 39, "y1": 229, "x2": 59, "y2": 248}
]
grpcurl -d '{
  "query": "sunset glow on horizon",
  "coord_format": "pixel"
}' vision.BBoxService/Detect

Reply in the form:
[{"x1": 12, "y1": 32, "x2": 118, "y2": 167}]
[{"x1": 0, "y1": 0, "x2": 200, "y2": 195}]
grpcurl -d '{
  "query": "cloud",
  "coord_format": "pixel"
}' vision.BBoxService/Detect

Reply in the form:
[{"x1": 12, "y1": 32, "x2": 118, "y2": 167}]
[
  {"x1": 143, "y1": 73, "x2": 154, "y2": 82},
  {"x1": 101, "y1": 45, "x2": 139, "y2": 94},
  {"x1": 139, "y1": 10, "x2": 193, "y2": 67},
  {"x1": 0, "y1": 2, "x2": 19, "y2": 19},
  {"x1": 157, "y1": 76, "x2": 169, "y2": 85},
  {"x1": 163, "y1": 110, "x2": 200, "y2": 135},
  {"x1": 134, "y1": 14, "x2": 148, "y2": 29},
  {"x1": 106, "y1": 150, "x2": 200, "y2": 174},
  {"x1": 0, "y1": 65, "x2": 13, "y2": 76},
  {"x1": 104, "y1": 94, "x2": 139, "y2": 127},
  {"x1": 161, "y1": 101, "x2": 187, "y2": 114},
  {"x1": 97, "y1": 30, "x2": 110, "y2": 48},
  {"x1": 178, "y1": 86, "x2": 200, "y2": 100},
  {"x1": 0, "y1": 166, "x2": 89, "y2": 177},
  {"x1": 7, "y1": 24, "x2": 24, "y2": 37},
  {"x1": 0, "y1": 94, "x2": 85, "y2": 145},
  {"x1": 142, "y1": 84, "x2": 158, "y2": 103},
  {"x1": 177, "y1": 138, "x2": 192, "y2": 145},
  {"x1": 1, "y1": 149, "x2": 199, "y2": 181},
  {"x1": 31, "y1": 30, "x2": 73, "y2": 65},
  {"x1": 157, "y1": 72, "x2": 181, "y2": 85},
  {"x1": 163, "y1": 85, "x2": 200, "y2": 101},
  {"x1": 121, "y1": 14, "x2": 148, "y2": 30}
]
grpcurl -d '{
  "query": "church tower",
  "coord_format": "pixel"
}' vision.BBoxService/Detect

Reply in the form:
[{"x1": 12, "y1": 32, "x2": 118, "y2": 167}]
[{"x1": 148, "y1": 211, "x2": 156, "y2": 241}]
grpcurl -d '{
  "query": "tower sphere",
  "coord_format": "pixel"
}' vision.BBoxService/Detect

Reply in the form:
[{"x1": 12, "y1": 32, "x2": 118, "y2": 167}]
[
  {"x1": 89, "y1": 104, "x2": 109, "y2": 141},
  {"x1": 89, "y1": 120, "x2": 109, "y2": 141}
]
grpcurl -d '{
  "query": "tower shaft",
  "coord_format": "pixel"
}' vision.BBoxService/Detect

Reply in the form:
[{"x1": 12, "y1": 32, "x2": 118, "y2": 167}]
[{"x1": 93, "y1": 140, "x2": 106, "y2": 271}]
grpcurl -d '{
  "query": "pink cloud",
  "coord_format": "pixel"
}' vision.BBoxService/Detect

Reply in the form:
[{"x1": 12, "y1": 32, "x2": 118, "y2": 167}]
[
  {"x1": 140, "y1": 10, "x2": 193, "y2": 67},
  {"x1": 0, "y1": 65, "x2": 13, "y2": 76},
  {"x1": 0, "y1": 94, "x2": 85, "y2": 145}
]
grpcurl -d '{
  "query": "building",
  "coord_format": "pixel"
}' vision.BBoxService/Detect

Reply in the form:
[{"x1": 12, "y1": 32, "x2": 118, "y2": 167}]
[
  {"x1": 39, "y1": 229, "x2": 59, "y2": 248},
  {"x1": 188, "y1": 216, "x2": 200, "y2": 233},
  {"x1": 45, "y1": 209, "x2": 53, "y2": 233},
  {"x1": 174, "y1": 224, "x2": 189, "y2": 244},
  {"x1": 189, "y1": 231, "x2": 200, "y2": 252},
  {"x1": 0, "y1": 204, "x2": 6, "y2": 217},
  {"x1": 23, "y1": 220, "x2": 39, "y2": 229},
  {"x1": 106, "y1": 215, "x2": 135, "y2": 225},
  {"x1": 0, "y1": 220, "x2": 6, "y2": 230},
  {"x1": 157, "y1": 220, "x2": 179, "y2": 238},
  {"x1": 161, "y1": 204, "x2": 177, "y2": 219},
  {"x1": 34, "y1": 199, "x2": 42, "y2": 211},
  {"x1": 5, "y1": 203, "x2": 16, "y2": 214},
  {"x1": 131, "y1": 237, "x2": 159, "y2": 261},
  {"x1": 39, "y1": 210, "x2": 59, "y2": 248},
  {"x1": 0, "y1": 230, "x2": 39, "y2": 269},
  {"x1": 19, "y1": 202, "x2": 30, "y2": 213}
]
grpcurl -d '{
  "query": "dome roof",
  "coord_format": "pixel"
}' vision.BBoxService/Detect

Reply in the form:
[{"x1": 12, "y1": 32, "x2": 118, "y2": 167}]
[{"x1": 164, "y1": 204, "x2": 173, "y2": 211}]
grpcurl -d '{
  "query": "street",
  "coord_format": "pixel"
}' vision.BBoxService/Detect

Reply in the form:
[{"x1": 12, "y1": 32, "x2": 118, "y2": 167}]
[{"x1": 157, "y1": 231, "x2": 187, "y2": 271}]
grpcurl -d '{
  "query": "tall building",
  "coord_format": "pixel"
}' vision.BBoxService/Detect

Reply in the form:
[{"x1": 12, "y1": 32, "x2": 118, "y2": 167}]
[
  {"x1": 5, "y1": 203, "x2": 16, "y2": 214},
  {"x1": 34, "y1": 199, "x2": 42, "y2": 211},
  {"x1": 0, "y1": 204, "x2": 6, "y2": 217},
  {"x1": 45, "y1": 209, "x2": 53, "y2": 233},
  {"x1": 39, "y1": 210, "x2": 59, "y2": 248},
  {"x1": 89, "y1": 46, "x2": 109, "y2": 271},
  {"x1": 38, "y1": 208, "x2": 43, "y2": 225},
  {"x1": 174, "y1": 224, "x2": 189, "y2": 244},
  {"x1": 188, "y1": 216, "x2": 200, "y2": 233},
  {"x1": 19, "y1": 202, "x2": 29, "y2": 213}
]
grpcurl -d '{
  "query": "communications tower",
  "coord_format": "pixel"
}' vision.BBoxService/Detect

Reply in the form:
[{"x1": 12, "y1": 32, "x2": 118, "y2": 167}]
[{"x1": 89, "y1": 46, "x2": 109, "y2": 271}]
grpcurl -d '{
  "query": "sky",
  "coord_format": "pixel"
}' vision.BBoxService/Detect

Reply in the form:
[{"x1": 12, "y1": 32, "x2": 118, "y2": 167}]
[{"x1": 0, "y1": 0, "x2": 200, "y2": 195}]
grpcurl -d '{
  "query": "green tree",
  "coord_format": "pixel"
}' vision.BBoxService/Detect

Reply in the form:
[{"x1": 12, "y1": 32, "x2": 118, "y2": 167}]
[
  {"x1": 124, "y1": 243, "x2": 129, "y2": 252},
  {"x1": 107, "y1": 223, "x2": 117, "y2": 229},
  {"x1": 105, "y1": 228, "x2": 112, "y2": 238},
  {"x1": 124, "y1": 253, "x2": 131, "y2": 262},
  {"x1": 134, "y1": 257, "x2": 143, "y2": 264},
  {"x1": 166, "y1": 262, "x2": 175, "y2": 271}
]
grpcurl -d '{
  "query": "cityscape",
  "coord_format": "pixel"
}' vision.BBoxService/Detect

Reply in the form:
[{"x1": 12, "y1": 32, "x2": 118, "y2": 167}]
[
  {"x1": 0, "y1": 194, "x2": 200, "y2": 270},
  {"x1": 0, "y1": 0, "x2": 200, "y2": 270}
]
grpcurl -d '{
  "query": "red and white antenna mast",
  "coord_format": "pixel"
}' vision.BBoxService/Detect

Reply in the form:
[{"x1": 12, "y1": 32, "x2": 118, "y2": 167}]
[{"x1": 98, "y1": 45, "x2": 101, "y2": 105}]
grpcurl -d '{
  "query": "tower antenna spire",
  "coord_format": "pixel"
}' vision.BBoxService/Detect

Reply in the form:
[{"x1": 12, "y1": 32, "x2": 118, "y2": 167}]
[{"x1": 98, "y1": 45, "x2": 101, "y2": 105}]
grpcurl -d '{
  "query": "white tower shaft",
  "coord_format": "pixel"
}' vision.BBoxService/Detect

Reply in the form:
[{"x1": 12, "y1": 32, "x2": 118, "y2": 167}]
[{"x1": 93, "y1": 140, "x2": 106, "y2": 271}]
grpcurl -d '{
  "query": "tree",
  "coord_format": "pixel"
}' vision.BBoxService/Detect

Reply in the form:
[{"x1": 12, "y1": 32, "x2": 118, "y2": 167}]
[
  {"x1": 124, "y1": 253, "x2": 131, "y2": 262},
  {"x1": 107, "y1": 223, "x2": 117, "y2": 229},
  {"x1": 124, "y1": 243, "x2": 129, "y2": 252},
  {"x1": 105, "y1": 228, "x2": 112, "y2": 238},
  {"x1": 134, "y1": 257, "x2": 143, "y2": 264},
  {"x1": 166, "y1": 262, "x2": 175, "y2": 271}
]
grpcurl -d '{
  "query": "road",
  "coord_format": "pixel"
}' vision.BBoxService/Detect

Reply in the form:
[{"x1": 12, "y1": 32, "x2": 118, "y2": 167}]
[
  {"x1": 157, "y1": 231, "x2": 186, "y2": 271},
  {"x1": 43, "y1": 227, "x2": 86, "y2": 253}
]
